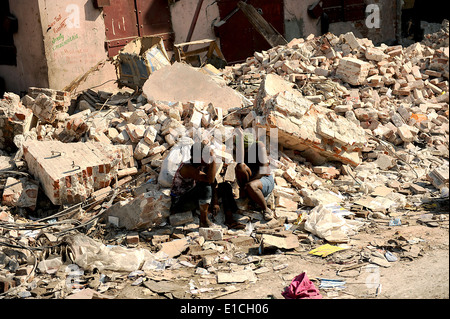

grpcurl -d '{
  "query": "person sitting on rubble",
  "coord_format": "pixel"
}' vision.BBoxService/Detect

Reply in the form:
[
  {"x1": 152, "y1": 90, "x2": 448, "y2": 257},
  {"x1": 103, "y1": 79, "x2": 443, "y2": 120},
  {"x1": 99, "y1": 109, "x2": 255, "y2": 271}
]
[
  {"x1": 234, "y1": 131, "x2": 275, "y2": 221},
  {"x1": 170, "y1": 141, "x2": 217, "y2": 227}
]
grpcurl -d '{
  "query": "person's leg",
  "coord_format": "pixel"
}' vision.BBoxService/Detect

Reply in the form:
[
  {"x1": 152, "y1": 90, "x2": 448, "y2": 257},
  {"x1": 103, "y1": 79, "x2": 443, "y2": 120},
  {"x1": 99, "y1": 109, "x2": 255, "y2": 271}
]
[
  {"x1": 199, "y1": 202, "x2": 213, "y2": 227},
  {"x1": 235, "y1": 163, "x2": 252, "y2": 199},
  {"x1": 245, "y1": 176, "x2": 275, "y2": 221},
  {"x1": 259, "y1": 175, "x2": 275, "y2": 220},
  {"x1": 218, "y1": 182, "x2": 245, "y2": 229},
  {"x1": 194, "y1": 183, "x2": 214, "y2": 227},
  {"x1": 260, "y1": 175, "x2": 275, "y2": 198},
  {"x1": 244, "y1": 179, "x2": 267, "y2": 211}
]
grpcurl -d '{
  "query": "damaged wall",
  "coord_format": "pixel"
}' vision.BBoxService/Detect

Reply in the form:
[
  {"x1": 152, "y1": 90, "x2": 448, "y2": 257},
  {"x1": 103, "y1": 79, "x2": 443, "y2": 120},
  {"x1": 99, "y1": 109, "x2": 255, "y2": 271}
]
[
  {"x1": 37, "y1": 0, "x2": 116, "y2": 92},
  {"x1": 0, "y1": 0, "x2": 401, "y2": 95},
  {"x1": 170, "y1": 0, "x2": 220, "y2": 48},
  {"x1": 0, "y1": 0, "x2": 117, "y2": 95},
  {"x1": 283, "y1": 0, "x2": 397, "y2": 45}
]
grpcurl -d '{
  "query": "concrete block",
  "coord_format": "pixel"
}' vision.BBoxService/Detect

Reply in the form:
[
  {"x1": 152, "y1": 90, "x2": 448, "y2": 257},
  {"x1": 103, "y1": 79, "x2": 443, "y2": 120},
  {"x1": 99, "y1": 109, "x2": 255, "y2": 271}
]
[
  {"x1": 397, "y1": 125, "x2": 415, "y2": 143},
  {"x1": 343, "y1": 32, "x2": 362, "y2": 50},
  {"x1": 23, "y1": 140, "x2": 124, "y2": 205},
  {"x1": 275, "y1": 196, "x2": 298, "y2": 211},
  {"x1": 143, "y1": 126, "x2": 158, "y2": 144},
  {"x1": 134, "y1": 139, "x2": 151, "y2": 160}
]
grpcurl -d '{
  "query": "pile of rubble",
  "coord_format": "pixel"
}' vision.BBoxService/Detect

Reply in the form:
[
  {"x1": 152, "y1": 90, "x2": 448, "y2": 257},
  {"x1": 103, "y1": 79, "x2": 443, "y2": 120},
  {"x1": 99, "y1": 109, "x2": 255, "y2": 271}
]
[{"x1": 0, "y1": 21, "x2": 448, "y2": 299}]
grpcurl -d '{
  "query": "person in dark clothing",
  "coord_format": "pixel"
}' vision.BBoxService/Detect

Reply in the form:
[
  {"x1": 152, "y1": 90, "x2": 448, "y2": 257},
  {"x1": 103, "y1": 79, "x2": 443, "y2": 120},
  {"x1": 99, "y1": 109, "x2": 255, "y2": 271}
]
[
  {"x1": 170, "y1": 142, "x2": 218, "y2": 227},
  {"x1": 213, "y1": 182, "x2": 246, "y2": 229}
]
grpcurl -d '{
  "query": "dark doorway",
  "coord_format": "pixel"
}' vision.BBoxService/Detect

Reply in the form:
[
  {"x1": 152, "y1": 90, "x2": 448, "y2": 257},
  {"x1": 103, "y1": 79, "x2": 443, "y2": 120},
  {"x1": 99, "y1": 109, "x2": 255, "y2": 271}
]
[
  {"x1": 214, "y1": 0, "x2": 285, "y2": 64},
  {"x1": 0, "y1": 0, "x2": 18, "y2": 66}
]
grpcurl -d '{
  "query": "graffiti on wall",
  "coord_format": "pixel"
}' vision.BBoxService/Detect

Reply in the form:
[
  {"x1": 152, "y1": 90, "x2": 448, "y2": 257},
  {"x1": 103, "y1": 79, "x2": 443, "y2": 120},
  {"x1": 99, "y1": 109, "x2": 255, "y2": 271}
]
[
  {"x1": 46, "y1": 4, "x2": 86, "y2": 65},
  {"x1": 47, "y1": 3, "x2": 81, "y2": 53},
  {"x1": 47, "y1": 4, "x2": 80, "y2": 32},
  {"x1": 52, "y1": 33, "x2": 79, "y2": 51}
]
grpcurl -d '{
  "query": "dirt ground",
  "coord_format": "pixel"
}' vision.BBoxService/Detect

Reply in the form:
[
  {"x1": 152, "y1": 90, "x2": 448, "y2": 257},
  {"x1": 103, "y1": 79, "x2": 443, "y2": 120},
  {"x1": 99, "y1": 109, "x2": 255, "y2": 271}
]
[
  {"x1": 223, "y1": 224, "x2": 449, "y2": 300},
  {"x1": 112, "y1": 203, "x2": 449, "y2": 300}
]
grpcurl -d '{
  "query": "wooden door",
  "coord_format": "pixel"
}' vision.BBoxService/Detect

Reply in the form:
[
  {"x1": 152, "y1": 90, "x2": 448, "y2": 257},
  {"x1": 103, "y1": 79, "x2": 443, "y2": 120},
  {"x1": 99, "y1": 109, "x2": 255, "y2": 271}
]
[{"x1": 102, "y1": 0, "x2": 174, "y2": 57}]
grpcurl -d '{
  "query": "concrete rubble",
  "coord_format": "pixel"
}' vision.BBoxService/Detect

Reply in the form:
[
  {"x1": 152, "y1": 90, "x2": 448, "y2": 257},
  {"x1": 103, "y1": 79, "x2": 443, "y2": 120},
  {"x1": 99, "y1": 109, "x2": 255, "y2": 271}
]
[{"x1": 0, "y1": 20, "x2": 448, "y2": 299}]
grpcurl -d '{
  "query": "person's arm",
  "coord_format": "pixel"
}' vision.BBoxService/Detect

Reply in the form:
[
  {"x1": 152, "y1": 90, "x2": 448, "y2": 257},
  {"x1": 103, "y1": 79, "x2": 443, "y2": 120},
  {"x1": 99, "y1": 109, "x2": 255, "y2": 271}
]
[{"x1": 180, "y1": 149, "x2": 218, "y2": 184}]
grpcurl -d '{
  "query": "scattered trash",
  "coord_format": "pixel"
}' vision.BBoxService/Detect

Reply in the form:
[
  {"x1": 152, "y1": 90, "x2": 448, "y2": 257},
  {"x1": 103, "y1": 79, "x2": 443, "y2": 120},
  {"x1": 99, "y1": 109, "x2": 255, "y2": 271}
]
[
  {"x1": 385, "y1": 251, "x2": 398, "y2": 262},
  {"x1": 318, "y1": 278, "x2": 346, "y2": 290},
  {"x1": 389, "y1": 218, "x2": 402, "y2": 226}
]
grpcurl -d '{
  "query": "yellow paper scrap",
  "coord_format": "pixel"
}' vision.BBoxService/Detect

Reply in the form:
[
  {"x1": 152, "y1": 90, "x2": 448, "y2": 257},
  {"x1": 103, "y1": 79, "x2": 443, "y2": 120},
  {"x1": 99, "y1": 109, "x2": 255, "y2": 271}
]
[{"x1": 308, "y1": 244, "x2": 347, "y2": 257}]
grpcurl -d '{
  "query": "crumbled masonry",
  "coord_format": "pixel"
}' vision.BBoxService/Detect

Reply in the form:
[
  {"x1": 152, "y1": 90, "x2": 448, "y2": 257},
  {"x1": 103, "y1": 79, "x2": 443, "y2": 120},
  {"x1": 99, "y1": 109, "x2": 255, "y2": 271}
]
[{"x1": 0, "y1": 20, "x2": 448, "y2": 299}]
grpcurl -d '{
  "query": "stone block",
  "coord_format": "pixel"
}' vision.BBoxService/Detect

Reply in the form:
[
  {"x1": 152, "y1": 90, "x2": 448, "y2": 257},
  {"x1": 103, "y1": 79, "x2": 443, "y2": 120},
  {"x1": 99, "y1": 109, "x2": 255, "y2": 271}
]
[
  {"x1": 104, "y1": 185, "x2": 171, "y2": 230},
  {"x1": 199, "y1": 227, "x2": 224, "y2": 241},
  {"x1": 1, "y1": 177, "x2": 39, "y2": 210},
  {"x1": 169, "y1": 211, "x2": 194, "y2": 226}
]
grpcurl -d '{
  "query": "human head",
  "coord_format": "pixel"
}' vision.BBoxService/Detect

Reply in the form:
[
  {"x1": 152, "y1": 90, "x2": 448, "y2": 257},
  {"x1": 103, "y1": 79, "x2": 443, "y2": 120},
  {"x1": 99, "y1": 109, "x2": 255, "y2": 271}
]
[{"x1": 190, "y1": 141, "x2": 212, "y2": 165}]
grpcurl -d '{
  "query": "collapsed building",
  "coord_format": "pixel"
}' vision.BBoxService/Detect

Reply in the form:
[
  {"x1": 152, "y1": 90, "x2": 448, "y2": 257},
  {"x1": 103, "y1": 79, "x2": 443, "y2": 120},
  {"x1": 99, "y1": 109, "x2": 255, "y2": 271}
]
[{"x1": 0, "y1": 14, "x2": 449, "y2": 298}]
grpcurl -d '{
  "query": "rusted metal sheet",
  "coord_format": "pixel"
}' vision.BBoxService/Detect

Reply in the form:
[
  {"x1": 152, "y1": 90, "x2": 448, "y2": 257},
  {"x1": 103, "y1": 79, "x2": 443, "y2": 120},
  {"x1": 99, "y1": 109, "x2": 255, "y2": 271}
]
[
  {"x1": 215, "y1": 0, "x2": 284, "y2": 64},
  {"x1": 103, "y1": 0, "x2": 174, "y2": 57},
  {"x1": 102, "y1": 0, "x2": 139, "y2": 57}
]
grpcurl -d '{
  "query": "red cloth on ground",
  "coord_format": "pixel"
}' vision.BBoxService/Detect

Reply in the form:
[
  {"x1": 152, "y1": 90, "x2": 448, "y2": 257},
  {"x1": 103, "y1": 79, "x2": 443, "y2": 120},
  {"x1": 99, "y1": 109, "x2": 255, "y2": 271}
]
[{"x1": 281, "y1": 272, "x2": 322, "y2": 299}]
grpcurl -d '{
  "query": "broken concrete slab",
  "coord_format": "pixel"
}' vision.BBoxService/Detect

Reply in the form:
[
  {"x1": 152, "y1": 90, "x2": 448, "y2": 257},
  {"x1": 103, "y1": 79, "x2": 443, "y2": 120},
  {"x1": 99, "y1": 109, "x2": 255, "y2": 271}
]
[
  {"x1": 261, "y1": 233, "x2": 299, "y2": 250},
  {"x1": 142, "y1": 62, "x2": 244, "y2": 111},
  {"x1": 217, "y1": 270, "x2": 257, "y2": 284},
  {"x1": 22, "y1": 140, "x2": 126, "y2": 205},
  {"x1": 158, "y1": 238, "x2": 189, "y2": 259},
  {"x1": 1, "y1": 177, "x2": 39, "y2": 210},
  {"x1": 255, "y1": 74, "x2": 367, "y2": 166}
]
